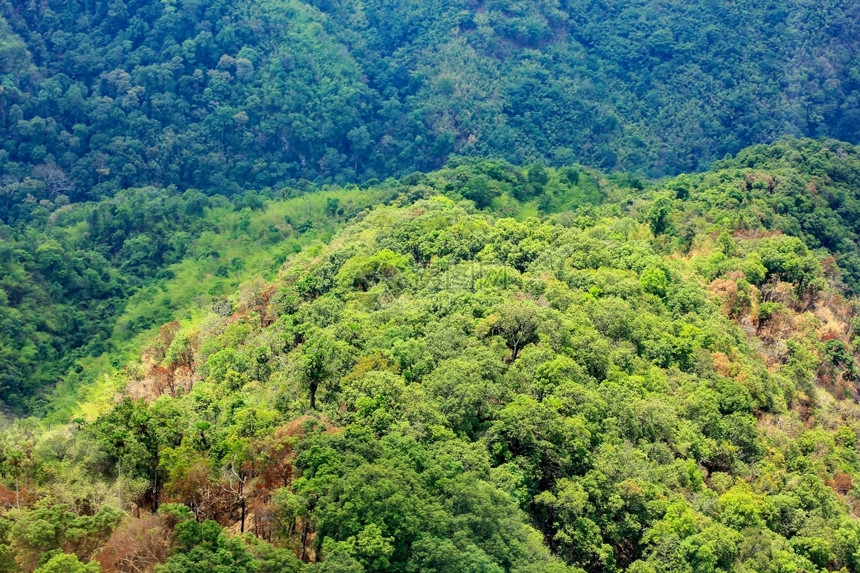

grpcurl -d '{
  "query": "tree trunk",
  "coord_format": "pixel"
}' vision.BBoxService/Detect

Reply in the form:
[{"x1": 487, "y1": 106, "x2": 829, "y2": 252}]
[
  {"x1": 309, "y1": 380, "x2": 318, "y2": 410},
  {"x1": 240, "y1": 495, "x2": 246, "y2": 533},
  {"x1": 151, "y1": 472, "x2": 159, "y2": 513},
  {"x1": 300, "y1": 521, "x2": 310, "y2": 562}
]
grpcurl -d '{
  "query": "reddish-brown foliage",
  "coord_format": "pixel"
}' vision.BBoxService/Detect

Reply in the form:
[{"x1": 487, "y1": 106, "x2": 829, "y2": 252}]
[
  {"x1": 832, "y1": 471, "x2": 853, "y2": 495},
  {"x1": 0, "y1": 484, "x2": 17, "y2": 509},
  {"x1": 96, "y1": 514, "x2": 170, "y2": 573}
]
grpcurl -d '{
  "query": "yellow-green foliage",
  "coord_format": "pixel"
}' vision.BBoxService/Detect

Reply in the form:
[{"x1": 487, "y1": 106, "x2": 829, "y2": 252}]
[{"x1": 3, "y1": 141, "x2": 860, "y2": 572}]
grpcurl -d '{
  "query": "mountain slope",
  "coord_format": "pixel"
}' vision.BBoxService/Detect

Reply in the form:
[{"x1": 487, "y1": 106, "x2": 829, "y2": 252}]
[
  {"x1": 1, "y1": 0, "x2": 858, "y2": 214},
  {"x1": 1, "y1": 139, "x2": 860, "y2": 572}
]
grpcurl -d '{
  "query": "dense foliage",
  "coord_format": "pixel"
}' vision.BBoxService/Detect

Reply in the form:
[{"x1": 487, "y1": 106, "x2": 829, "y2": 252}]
[
  {"x1": 0, "y1": 139, "x2": 859, "y2": 571},
  {"x1": 1, "y1": 0, "x2": 859, "y2": 213},
  {"x1": 6, "y1": 138, "x2": 860, "y2": 413},
  {"x1": 3, "y1": 0, "x2": 860, "y2": 567}
]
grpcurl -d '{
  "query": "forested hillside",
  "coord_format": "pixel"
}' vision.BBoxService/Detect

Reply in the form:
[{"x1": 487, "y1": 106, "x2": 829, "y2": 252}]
[
  {"x1": 0, "y1": 139, "x2": 860, "y2": 571},
  {"x1": 1, "y1": 0, "x2": 859, "y2": 212},
  {"x1": 3, "y1": 0, "x2": 860, "y2": 569},
  {"x1": 0, "y1": 183, "x2": 383, "y2": 412}
]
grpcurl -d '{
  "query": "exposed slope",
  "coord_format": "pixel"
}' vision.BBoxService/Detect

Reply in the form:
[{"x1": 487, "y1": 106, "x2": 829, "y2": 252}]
[{"x1": 644, "y1": 138, "x2": 860, "y2": 293}]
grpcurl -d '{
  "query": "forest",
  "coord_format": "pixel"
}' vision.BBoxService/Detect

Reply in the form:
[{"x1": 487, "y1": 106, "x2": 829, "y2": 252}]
[
  {"x1": 1, "y1": 0, "x2": 859, "y2": 208},
  {"x1": 2, "y1": 0, "x2": 860, "y2": 571},
  {"x1": 0, "y1": 138, "x2": 858, "y2": 572}
]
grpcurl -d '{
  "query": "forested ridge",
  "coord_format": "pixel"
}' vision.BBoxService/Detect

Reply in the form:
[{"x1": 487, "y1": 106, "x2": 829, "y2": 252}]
[
  {"x1": 0, "y1": 139, "x2": 860, "y2": 571},
  {"x1": 1, "y1": 0, "x2": 859, "y2": 208}
]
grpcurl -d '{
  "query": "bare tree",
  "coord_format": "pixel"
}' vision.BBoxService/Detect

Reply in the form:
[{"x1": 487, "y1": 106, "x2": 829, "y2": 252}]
[
  {"x1": 96, "y1": 514, "x2": 170, "y2": 573},
  {"x1": 222, "y1": 455, "x2": 250, "y2": 533},
  {"x1": 33, "y1": 163, "x2": 74, "y2": 200},
  {"x1": 0, "y1": 175, "x2": 22, "y2": 211}
]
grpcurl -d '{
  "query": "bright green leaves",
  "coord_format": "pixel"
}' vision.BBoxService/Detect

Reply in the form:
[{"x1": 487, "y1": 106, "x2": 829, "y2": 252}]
[
  {"x1": 424, "y1": 358, "x2": 500, "y2": 439},
  {"x1": 637, "y1": 501, "x2": 743, "y2": 573},
  {"x1": 717, "y1": 483, "x2": 768, "y2": 530},
  {"x1": 639, "y1": 266, "x2": 668, "y2": 298},
  {"x1": 341, "y1": 371, "x2": 407, "y2": 434},
  {"x1": 478, "y1": 217, "x2": 557, "y2": 273},
  {"x1": 536, "y1": 479, "x2": 616, "y2": 571},
  {"x1": 336, "y1": 250, "x2": 410, "y2": 293},
  {"x1": 311, "y1": 524, "x2": 394, "y2": 572},
  {"x1": 292, "y1": 425, "x2": 560, "y2": 573},
  {"x1": 33, "y1": 553, "x2": 100, "y2": 573},
  {"x1": 6, "y1": 149, "x2": 860, "y2": 573}
]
